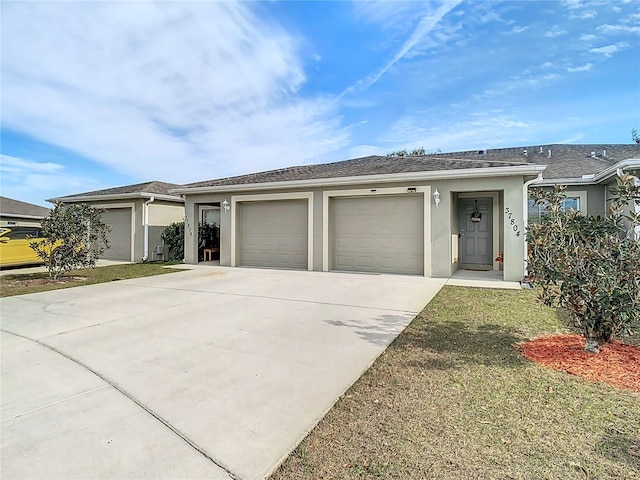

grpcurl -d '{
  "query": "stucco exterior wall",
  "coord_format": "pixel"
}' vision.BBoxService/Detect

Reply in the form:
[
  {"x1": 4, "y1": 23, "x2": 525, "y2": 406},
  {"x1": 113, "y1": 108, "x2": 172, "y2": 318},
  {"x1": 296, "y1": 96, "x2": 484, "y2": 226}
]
[
  {"x1": 147, "y1": 202, "x2": 184, "y2": 261},
  {"x1": 148, "y1": 203, "x2": 184, "y2": 226},
  {"x1": 184, "y1": 174, "x2": 529, "y2": 281},
  {"x1": 564, "y1": 184, "x2": 606, "y2": 217},
  {"x1": 0, "y1": 216, "x2": 43, "y2": 227}
]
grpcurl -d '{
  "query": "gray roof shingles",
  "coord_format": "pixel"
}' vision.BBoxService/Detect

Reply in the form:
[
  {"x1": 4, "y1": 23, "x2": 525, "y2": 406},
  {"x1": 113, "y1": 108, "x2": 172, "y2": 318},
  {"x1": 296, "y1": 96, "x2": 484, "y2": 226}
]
[
  {"x1": 0, "y1": 196, "x2": 51, "y2": 218},
  {"x1": 181, "y1": 156, "x2": 531, "y2": 189},
  {"x1": 56, "y1": 181, "x2": 182, "y2": 199},
  {"x1": 180, "y1": 143, "x2": 640, "y2": 189}
]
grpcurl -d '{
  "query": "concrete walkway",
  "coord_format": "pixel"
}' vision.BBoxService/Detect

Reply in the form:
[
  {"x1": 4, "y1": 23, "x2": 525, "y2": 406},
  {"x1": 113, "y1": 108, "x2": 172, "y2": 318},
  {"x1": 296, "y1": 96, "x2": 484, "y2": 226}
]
[{"x1": 1, "y1": 267, "x2": 446, "y2": 479}]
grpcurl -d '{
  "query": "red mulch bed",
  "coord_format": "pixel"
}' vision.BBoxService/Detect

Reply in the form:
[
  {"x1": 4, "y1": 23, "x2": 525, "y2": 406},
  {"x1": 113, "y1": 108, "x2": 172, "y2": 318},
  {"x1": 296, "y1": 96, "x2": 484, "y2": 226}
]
[{"x1": 520, "y1": 334, "x2": 640, "y2": 393}]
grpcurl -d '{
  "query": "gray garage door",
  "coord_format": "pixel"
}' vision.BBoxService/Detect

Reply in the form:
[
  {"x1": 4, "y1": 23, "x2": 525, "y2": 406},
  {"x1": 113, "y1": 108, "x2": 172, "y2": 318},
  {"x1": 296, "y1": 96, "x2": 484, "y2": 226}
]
[
  {"x1": 100, "y1": 208, "x2": 132, "y2": 261},
  {"x1": 332, "y1": 195, "x2": 424, "y2": 275},
  {"x1": 238, "y1": 200, "x2": 308, "y2": 269}
]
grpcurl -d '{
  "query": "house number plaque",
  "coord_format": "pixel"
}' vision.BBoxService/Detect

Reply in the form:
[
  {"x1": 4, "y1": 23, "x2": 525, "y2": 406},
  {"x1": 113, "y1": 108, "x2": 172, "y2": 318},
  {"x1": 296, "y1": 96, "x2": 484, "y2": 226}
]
[{"x1": 504, "y1": 207, "x2": 522, "y2": 237}]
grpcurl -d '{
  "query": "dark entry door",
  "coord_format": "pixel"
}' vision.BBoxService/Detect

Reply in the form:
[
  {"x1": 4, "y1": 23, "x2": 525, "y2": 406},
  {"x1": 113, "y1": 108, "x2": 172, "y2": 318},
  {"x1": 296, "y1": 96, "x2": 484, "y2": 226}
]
[{"x1": 459, "y1": 197, "x2": 493, "y2": 267}]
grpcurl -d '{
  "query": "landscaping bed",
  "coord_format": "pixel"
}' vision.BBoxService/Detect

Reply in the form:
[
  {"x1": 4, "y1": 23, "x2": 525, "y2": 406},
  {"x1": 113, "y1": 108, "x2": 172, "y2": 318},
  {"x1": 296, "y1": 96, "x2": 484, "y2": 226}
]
[{"x1": 271, "y1": 286, "x2": 640, "y2": 480}]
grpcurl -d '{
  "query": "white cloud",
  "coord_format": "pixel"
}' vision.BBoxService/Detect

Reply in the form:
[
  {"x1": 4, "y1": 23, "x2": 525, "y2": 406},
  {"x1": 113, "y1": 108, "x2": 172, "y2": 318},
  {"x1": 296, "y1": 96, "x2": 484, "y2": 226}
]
[
  {"x1": 0, "y1": 154, "x2": 105, "y2": 205},
  {"x1": 545, "y1": 29, "x2": 568, "y2": 38},
  {"x1": 347, "y1": 144, "x2": 388, "y2": 159},
  {"x1": 542, "y1": 62, "x2": 554, "y2": 68},
  {"x1": 0, "y1": 154, "x2": 64, "y2": 174},
  {"x1": 562, "y1": 0, "x2": 584, "y2": 9},
  {"x1": 342, "y1": 1, "x2": 462, "y2": 96},
  {"x1": 380, "y1": 113, "x2": 536, "y2": 153},
  {"x1": 580, "y1": 33, "x2": 597, "y2": 41},
  {"x1": 353, "y1": 1, "x2": 427, "y2": 30},
  {"x1": 1, "y1": 2, "x2": 350, "y2": 185},
  {"x1": 570, "y1": 11, "x2": 596, "y2": 20},
  {"x1": 589, "y1": 42, "x2": 630, "y2": 56},
  {"x1": 567, "y1": 63, "x2": 593, "y2": 72},
  {"x1": 596, "y1": 24, "x2": 640, "y2": 35},
  {"x1": 510, "y1": 26, "x2": 529, "y2": 34}
]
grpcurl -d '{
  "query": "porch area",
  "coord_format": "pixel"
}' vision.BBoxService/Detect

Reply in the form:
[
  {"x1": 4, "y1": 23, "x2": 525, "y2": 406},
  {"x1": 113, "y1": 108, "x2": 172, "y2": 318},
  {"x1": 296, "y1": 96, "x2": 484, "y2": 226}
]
[{"x1": 446, "y1": 268, "x2": 521, "y2": 290}]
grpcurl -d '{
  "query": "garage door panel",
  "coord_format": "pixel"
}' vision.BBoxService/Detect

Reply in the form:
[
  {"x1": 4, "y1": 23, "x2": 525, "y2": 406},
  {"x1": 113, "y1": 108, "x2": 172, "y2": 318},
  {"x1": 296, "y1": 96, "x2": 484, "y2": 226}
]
[
  {"x1": 100, "y1": 209, "x2": 132, "y2": 261},
  {"x1": 332, "y1": 195, "x2": 423, "y2": 275},
  {"x1": 238, "y1": 200, "x2": 308, "y2": 269}
]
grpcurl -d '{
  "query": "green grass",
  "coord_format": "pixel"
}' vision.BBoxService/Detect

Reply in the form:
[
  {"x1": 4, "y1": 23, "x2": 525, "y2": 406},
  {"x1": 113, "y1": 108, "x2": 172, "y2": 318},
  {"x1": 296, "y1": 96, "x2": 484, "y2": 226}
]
[
  {"x1": 0, "y1": 263, "x2": 182, "y2": 297},
  {"x1": 271, "y1": 286, "x2": 640, "y2": 480}
]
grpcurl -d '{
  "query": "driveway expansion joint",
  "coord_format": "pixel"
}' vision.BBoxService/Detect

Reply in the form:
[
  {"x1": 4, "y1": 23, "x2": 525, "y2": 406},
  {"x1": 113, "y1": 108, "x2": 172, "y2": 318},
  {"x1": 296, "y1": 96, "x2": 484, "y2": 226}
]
[
  {"x1": 0, "y1": 328, "x2": 242, "y2": 480},
  {"x1": 123, "y1": 283, "x2": 421, "y2": 314}
]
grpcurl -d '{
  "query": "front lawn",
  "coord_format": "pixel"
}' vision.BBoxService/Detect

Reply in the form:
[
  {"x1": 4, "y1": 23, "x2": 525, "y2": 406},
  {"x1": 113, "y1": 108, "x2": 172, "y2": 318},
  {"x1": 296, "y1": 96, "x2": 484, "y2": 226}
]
[
  {"x1": 271, "y1": 286, "x2": 640, "y2": 480},
  {"x1": 0, "y1": 263, "x2": 182, "y2": 297}
]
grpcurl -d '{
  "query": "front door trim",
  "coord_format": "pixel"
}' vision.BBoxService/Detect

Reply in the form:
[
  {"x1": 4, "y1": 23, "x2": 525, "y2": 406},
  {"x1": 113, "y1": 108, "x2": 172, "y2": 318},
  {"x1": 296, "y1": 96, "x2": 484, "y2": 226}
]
[{"x1": 457, "y1": 192, "x2": 499, "y2": 271}]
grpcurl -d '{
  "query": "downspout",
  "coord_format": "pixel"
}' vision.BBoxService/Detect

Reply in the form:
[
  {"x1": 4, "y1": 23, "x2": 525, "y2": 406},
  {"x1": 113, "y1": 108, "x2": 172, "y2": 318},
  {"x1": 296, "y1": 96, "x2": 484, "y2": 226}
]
[
  {"x1": 142, "y1": 196, "x2": 155, "y2": 262},
  {"x1": 523, "y1": 173, "x2": 543, "y2": 276}
]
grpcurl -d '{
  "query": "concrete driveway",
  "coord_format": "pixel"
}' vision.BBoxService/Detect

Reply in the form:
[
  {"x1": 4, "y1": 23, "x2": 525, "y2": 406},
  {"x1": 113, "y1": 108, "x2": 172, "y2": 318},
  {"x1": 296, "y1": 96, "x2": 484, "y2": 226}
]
[{"x1": 1, "y1": 267, "x2": 445, "y2": 480}]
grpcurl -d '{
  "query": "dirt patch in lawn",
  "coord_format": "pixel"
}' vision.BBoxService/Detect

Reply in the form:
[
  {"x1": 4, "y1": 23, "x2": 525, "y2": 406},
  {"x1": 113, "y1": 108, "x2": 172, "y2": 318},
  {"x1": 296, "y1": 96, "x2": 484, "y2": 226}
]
[
  {"x1": 4, "y1": 276, "x2": 87, "y2": 288},
  {"x1": 520, "y1": 334, "x2": 640, "y2": 393},
  {"x1": 0, "y1": 264, "x2": 181, "y2": 297}
]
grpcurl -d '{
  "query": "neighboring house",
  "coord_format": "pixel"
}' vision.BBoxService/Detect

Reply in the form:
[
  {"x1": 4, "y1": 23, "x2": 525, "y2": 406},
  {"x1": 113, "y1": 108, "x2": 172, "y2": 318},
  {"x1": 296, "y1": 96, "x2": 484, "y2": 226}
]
[
  {"x1": 430, "y1": 144, "x2": 640, "y2": 222},
  {"x1": 0, "y1": 196, "x2": 50, "y2": 227},
  {"x1": 172, "y1": 143, "x2": 639, "y2": 282},
  {"x1": 49, "y1": 181, "x2": 184, "y2": 262}
]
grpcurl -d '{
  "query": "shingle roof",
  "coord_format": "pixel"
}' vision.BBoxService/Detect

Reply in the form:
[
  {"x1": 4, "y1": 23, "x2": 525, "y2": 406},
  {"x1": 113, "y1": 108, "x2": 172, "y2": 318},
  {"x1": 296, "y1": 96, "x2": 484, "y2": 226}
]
[
  {"x1": 181, "y1": 156, "x2": 532, "y2": 188},
  {"x1": 56, "y1": 181, "x2": 182, "y2": 199},
  {"x1": 0, "y1": 196, "x2": 51, "y2": 218},
  {"x1": 179, "y1": 143, "x2": 640, "y2": 189},
  {"x1": 432, "y1": 144, "x2": 639, "y2": 179}
]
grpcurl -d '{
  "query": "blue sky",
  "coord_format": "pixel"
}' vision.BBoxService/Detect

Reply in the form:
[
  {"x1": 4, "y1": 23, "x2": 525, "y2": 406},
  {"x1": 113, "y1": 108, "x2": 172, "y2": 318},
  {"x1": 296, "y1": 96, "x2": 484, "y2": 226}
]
[{"x1": 1, "y1": 0, "x2": 639, "y2": 206}]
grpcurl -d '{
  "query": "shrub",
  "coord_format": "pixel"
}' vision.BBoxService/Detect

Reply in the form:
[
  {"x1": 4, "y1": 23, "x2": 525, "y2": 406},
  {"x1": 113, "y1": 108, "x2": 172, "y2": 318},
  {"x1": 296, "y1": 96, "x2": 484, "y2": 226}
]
[
  {"x1": 527, "y1": 174, "x2": 640, "y2": 353},
  {"x1": 162, "y1": 221, "x2": 185, "y2": 261}
]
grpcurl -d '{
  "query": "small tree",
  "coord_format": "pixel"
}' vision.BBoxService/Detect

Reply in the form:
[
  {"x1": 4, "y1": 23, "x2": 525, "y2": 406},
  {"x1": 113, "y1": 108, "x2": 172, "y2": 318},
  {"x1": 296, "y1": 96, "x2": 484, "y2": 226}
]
[
  {"x1": 30, "y1": 202, "x2": 111, "y2": 280},
  {"x1": 527, "y1": 174, "x2": 640, "y2": 353}
]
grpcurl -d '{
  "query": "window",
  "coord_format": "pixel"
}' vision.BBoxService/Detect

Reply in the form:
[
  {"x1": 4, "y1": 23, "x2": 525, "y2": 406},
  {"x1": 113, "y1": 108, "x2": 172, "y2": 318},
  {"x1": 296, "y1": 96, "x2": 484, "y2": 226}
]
[
  {"x1": 528, "y1": 193, "x2": 586, "y2": 224},
  {"x1": 5, "y1": 227, "x2": 42, "y2": 240},
  {"x1": 201, "y1": 207, "x2": 220, "y2": 226}
]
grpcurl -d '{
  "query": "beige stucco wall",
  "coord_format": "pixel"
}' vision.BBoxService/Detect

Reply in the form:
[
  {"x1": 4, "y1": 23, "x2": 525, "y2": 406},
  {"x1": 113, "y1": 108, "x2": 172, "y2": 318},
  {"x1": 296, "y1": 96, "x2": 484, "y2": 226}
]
[
  {"x1": 565, "y1": 184, "x2": 607, "y2": 217},
  {"x1": 184, "y1": 174, "x2": 529, "y2": 281},
  {"x1": 0, "y1": 216, "x2": 43, "y2": 227},
  {"x1": 147, "y1": 202, "x2": 184, "y2": 261},
  {"x1": 148, "y1": 203, "x2": 184, "y2": 226}
]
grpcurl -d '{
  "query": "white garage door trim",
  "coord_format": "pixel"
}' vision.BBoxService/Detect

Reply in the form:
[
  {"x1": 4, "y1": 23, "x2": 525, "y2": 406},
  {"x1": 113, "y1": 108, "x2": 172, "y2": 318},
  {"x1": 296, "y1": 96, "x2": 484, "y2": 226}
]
[
  {"x1": 96, "y1": 203, "x2": 135, "y2": 262},
  {"x1": 323, "y1": 186, "x2": 431, "y2": 276},
  {"x1": 230, "y1": 192, "x2": 313, "y2": 270}
]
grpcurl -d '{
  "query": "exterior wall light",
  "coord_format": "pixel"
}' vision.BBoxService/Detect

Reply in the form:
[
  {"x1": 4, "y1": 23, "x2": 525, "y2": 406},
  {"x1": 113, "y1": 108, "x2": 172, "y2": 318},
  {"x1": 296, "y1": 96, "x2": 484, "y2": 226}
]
[
  {"x1": 433, "y1": 189, "x2": 440, "y2": 207},
  {"x1": 222, "y1": 199, "x2": 230, "y2": 213}
]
